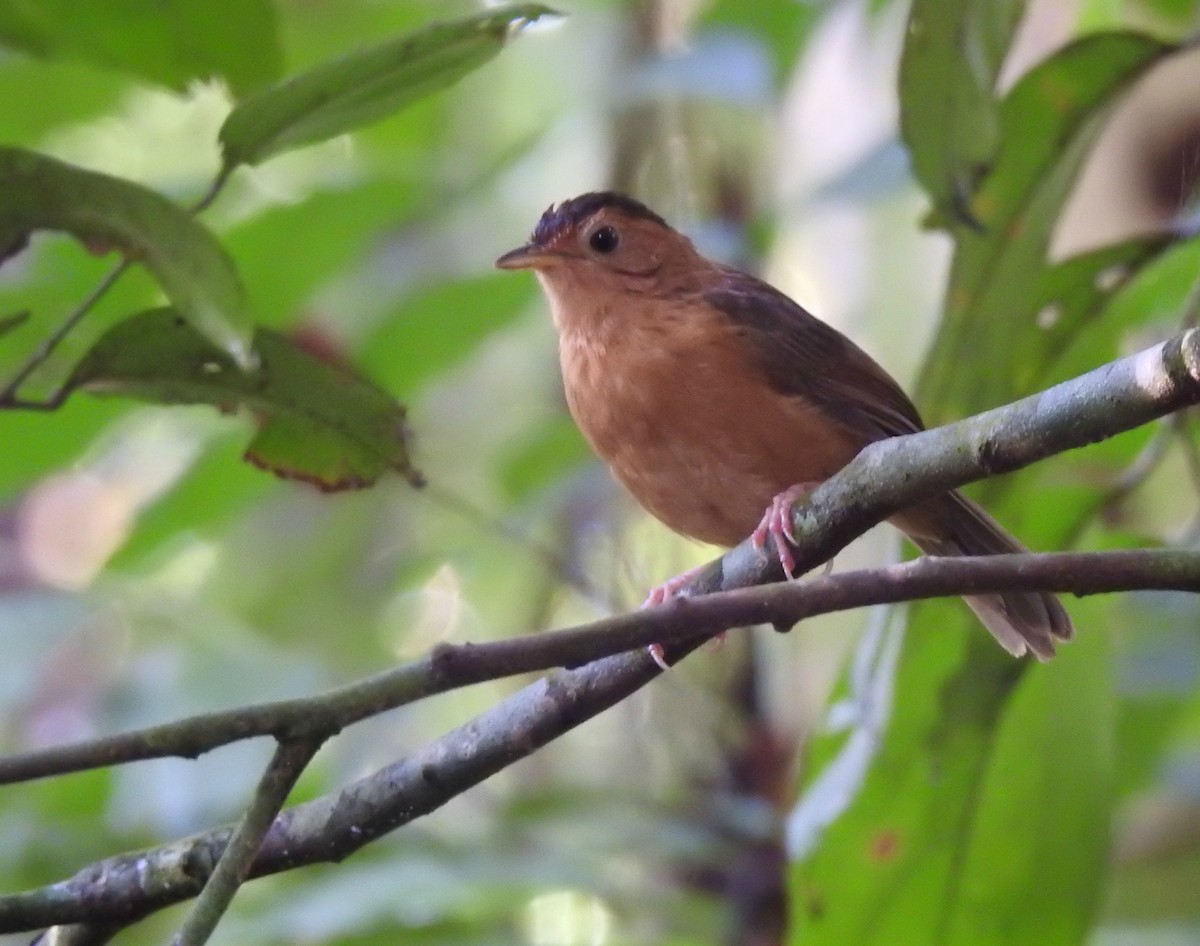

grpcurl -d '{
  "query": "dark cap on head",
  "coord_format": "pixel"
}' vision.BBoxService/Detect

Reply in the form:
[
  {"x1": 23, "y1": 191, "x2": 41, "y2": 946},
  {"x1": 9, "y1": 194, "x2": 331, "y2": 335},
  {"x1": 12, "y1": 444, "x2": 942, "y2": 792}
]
[{"x1": 530, "y1": 191, "x2": 668, "y2": 247}]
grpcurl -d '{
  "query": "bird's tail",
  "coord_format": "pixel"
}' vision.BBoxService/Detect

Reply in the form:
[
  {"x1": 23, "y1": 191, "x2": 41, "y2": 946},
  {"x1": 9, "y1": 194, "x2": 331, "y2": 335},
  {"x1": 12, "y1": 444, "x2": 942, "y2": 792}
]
[{"x1": 895, "y1": 491, "x2": 1074, "y2": 660}]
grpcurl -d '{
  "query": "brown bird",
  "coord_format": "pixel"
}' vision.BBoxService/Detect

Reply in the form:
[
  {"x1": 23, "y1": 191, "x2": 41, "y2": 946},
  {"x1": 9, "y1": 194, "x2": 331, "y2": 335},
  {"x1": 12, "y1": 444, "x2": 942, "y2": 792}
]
[{"x1": 496, "y1": 192, "x2": 1073, "y2": 660}]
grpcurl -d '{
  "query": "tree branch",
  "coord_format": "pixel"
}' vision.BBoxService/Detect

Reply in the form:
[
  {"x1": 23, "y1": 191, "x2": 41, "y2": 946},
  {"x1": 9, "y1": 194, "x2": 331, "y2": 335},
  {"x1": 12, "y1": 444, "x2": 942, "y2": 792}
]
[
  {"x1": 4, "y1": 548, "x2": 1200, "y2": 933},
  {"x1": 682, "y1": 325, "x2": 1200, "y2": 596},
  {"x1": 169, "y1": 737, "x2": 322, "y2": 946},
  {"x1": 2, "y1": 326, "x2": 1200, "y2": 933}
]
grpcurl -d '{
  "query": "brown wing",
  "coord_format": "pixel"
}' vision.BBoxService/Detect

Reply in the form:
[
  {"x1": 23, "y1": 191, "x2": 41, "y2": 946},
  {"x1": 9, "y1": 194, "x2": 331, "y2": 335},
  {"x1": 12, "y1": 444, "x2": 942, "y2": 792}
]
[{"x1": 703, "y1": 268, "x2": 924, "y2": 446}]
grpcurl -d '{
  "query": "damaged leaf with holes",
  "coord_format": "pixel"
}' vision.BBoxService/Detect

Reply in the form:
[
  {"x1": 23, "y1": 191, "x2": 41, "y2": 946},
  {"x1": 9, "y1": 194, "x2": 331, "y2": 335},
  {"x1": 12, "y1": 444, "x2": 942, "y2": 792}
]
[{"x1": 65, "y1": 308, "x2": 421, "y2": 491}]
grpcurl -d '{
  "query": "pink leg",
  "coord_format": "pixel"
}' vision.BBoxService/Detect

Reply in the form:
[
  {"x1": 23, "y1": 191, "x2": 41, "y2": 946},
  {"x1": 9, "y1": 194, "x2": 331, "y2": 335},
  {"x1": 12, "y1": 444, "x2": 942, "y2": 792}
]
[
  {"x1": 751, "y1": 482, "x2": 820, "y2": 580},
  {"x1": 641, "y1": 563, "x2": 707, "y2": 608},
  {"x1": 643, "y1": 563, "x2": 724, "y2": 670},
  {"x1": 642, "y1": 564, "x2": 706, "y2": 671}
]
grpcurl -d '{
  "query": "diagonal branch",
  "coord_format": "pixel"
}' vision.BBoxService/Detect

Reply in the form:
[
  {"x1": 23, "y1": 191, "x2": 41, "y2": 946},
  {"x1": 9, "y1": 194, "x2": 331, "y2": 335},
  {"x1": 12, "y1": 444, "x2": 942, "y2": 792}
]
[
  {"x1": 4, "y1": 548, "x2": 1200, "y2": 934},
  {"x1": 681, "y1": 326, "x2": 1200, "y2": 596},
  {"x1": 2, "y1": 326, "x2": 1200, "y2": 934},
  {"x1": 2, "y1": 326, "x2": 1197, "y2": 786}
]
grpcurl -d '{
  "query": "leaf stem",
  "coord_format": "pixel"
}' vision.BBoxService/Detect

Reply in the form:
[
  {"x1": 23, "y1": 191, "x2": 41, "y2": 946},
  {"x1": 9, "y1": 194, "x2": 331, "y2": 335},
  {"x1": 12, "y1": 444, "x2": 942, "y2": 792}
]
[
  {"x1": 0, "y1": 260, "x2": 130, "y2": 404},
  {"x1": 0, "y1": 165, "x2": 234, "y2": 406}
]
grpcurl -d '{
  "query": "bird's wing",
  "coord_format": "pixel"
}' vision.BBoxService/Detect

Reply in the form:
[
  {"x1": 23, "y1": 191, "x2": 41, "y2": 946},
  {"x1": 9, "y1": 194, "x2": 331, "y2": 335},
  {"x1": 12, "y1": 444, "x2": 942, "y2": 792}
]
[{"x1": 703, "y1": 268, "x2": 925, "y2": 444}]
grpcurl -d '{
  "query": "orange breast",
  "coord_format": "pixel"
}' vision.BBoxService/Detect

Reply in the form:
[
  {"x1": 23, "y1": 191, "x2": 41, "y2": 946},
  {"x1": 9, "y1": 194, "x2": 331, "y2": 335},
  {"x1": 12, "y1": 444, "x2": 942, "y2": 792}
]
[{"x1": 559, "y1": 302, "x2": 861, "y2": 547}]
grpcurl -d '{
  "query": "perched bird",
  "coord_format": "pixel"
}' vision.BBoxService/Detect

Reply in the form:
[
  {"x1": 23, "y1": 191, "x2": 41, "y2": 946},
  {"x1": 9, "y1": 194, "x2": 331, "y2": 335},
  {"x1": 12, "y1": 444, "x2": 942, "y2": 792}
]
[{"x1": 496, "y1": 192, "x2": 1073, "y2": 660}]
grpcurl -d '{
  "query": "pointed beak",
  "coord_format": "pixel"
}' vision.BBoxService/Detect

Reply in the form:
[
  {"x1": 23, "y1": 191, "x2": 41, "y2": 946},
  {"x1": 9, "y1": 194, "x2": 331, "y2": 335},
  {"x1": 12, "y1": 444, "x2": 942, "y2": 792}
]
[{"x1": 495, "y1": 242, "x2": 557, "y2": 270}]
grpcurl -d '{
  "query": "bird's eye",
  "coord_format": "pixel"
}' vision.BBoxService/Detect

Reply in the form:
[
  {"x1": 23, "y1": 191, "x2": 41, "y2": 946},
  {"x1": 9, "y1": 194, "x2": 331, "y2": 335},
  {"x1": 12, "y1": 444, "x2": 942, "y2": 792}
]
[{"x1": 588, "y1": 225, "x2": 619, "y2": 254}]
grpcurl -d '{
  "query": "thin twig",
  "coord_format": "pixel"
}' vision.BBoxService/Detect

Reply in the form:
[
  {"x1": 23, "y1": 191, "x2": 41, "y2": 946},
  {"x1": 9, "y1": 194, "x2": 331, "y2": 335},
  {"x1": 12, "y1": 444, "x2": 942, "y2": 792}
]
[
  {"x1": 0, "y1": 260, "x2": 130, "y2": 404},
  {"x1": 169, "y1": 737, "x2": 322, "y2": 946},
  {"x1": 0, "y1": 546, "x2": 1193, "y2": 788}
]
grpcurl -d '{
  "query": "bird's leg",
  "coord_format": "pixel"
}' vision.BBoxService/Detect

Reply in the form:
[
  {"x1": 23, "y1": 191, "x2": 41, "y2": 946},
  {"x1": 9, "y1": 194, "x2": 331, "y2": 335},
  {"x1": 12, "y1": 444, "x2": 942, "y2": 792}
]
[
  {"x1": 641, "y1": 563, "x2": 707, "y2": 608},
  {"x1": 751, "y1": 482, "x2": 820, "y2": 579},
  {"x1": 641, "y1": 564, "x2": 710, "y2": 672}
]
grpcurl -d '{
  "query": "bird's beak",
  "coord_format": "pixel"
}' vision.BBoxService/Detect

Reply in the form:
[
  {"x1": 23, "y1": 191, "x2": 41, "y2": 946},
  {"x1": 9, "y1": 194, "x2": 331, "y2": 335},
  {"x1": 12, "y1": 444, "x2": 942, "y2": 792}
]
[{"x1": 495, "y1": 243, "x2": 557, "y2": 271}]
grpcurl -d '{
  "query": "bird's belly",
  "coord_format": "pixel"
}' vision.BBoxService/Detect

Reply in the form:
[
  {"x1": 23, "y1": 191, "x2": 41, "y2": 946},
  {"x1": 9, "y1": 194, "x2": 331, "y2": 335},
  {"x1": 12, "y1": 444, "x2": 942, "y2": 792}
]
[{"x1": 562, "y1": 334, "x2": 860, "y2": 548}]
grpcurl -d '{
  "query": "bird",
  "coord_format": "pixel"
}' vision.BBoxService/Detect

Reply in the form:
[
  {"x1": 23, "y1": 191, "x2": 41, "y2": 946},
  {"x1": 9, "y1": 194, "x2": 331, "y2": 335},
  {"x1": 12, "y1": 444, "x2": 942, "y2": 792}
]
[{"x1": 495, "y1": 191, "x2": 1073, "y2": 660}]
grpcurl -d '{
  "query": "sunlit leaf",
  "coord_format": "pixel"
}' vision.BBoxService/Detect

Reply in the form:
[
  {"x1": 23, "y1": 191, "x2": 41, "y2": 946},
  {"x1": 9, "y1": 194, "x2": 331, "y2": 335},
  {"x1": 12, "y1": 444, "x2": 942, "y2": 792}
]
[
  {"x1": 0, "y1": 0, "x2": 282, "y2": 95},
  {"x1": 0, "y1": 147, "x2": 254, "y2": 368},
  {"x1": 65, "y1": 308, "x2": 419, "y2": 492},
  {"x1": 219, "y1": 4, "x2": 557, "y2": 169},
  {"x1": 899, "y1": 0, "x2": 1026, "y2": 224}
]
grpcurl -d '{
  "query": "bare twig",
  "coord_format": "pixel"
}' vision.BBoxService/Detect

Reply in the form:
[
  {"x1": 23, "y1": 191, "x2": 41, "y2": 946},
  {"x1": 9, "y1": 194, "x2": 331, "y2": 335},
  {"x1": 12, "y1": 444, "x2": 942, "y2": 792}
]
[
  {"x1": 169, "y1": 737, "x2": 322, "y2": 946},
  {"x1": 3, "y1": 326, "x2": 1200, "y2": 933},
  {"x1": 0, "y1": 327, "x2": 1197, "y2": 787},
  {"x1": 0, "y1": 260, "x2": 130, "y2": 405},
  {"x1": 2, "y1": 548, "x2": 1199, "y2": 933}
]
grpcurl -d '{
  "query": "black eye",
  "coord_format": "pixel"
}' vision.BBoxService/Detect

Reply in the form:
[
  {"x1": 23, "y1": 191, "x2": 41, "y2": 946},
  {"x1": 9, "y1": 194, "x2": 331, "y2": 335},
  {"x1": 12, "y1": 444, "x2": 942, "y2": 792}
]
[{"x1": 588, "y1": 225, "x2": 619, "y2": 254}]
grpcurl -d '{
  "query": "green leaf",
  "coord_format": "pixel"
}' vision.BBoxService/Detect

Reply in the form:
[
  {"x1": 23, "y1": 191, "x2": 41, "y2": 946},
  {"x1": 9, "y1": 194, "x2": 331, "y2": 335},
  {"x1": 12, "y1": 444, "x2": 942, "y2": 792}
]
[
  {"x1": 899, "y1": 0, "x2": 1027, "y2": 224},
  {"x1": 0, "y1": 0, "x2": 282, "y2": 95},
  {"x1": 917, "y1": 32, "x2": 1175, "y2": 422},
  {"x1": 219, "y1": 4, "x2": 558, "y2": 170},
  {"x1": 942, "y1": 623, "x2": 1114, "y2": 944},
  {"x1": 0, "y1": 147, "x2": 254, "y2": 368},
  {"x1": 1021, "y1": 233, "x2": 1173, "y2": 390},
  {"x1": 65, "y1": 308, "x2": 419, "y2": 491},
  {"x1": 791, "y1": 605, "x2": 1115, "y2": 946}
]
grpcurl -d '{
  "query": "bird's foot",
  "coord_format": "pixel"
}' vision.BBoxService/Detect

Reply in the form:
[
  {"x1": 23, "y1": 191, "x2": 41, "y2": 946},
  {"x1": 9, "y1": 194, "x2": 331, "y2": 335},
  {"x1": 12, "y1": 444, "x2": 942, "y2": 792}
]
[
  {"x1": 641, "y1": 563, "x2": 707, "y2": 608},
  {"x1": 642, "y1": 564, "x2": 711, "y2": 671},
  {"x1": 751, "y1": 482, "x2": 820, "y2": 580}
]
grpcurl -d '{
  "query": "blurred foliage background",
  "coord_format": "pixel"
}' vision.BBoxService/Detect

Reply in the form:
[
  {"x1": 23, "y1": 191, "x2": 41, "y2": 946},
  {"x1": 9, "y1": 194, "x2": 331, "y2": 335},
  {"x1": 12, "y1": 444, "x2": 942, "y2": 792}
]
[{"x1": 2, "y1": 1, "x2": 1200, "y2": 944}]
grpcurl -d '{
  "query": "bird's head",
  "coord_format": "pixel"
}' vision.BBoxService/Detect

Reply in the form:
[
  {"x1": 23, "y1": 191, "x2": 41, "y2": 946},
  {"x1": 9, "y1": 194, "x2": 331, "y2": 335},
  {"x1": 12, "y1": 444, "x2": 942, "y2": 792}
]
[{"x1": 496, "y1": 193, "x2": 705, "y2": 326}]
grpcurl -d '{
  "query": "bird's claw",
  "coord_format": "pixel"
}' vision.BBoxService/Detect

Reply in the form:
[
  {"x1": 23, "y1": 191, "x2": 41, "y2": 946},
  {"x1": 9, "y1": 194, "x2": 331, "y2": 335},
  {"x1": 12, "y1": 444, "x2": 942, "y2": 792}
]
[
  {"x1": 751, "y1": 483, "x2": 819, "y2": 580},
  {"x1": 642, "y1": 564, "x2": 707, "y2": 670},
  {"x1": 641, "y1": 563, "x2": 706, "y2": 608}
]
